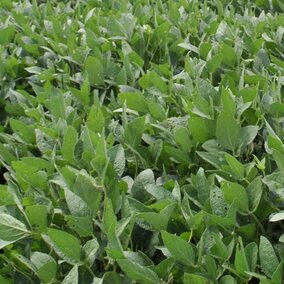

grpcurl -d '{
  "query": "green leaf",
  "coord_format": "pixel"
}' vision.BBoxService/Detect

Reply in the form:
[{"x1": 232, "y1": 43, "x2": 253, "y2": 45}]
[
  {"x1": 267, "y1": 135, "x2": 283, "y2": 152},
  {"x1": 65, "y1": 216, "x2": 93, "y2": 237},
  {"x1": 108, "y1": 18, "x2": 127, "y2": 38},
  {"x1": 272, "y1": 149, "x2": 284, "y2": 172},
  {"x1": 103, "y1": 197, "x2": 117, "y2": 233},
  {"x1": 210, "y1": 186, "x2": 227, "y2": 216},
  {"x1": 269, "y1": 211, "x2": 284, "y2": 222},
  {"x1": 62, "y1": 126, "x2": 78, "y2": 163},
  {"x1": 234, "y1": 242, "x2": 250, "y2": 276},
  {"x1": 103, "y1": 198, "x2": 123, "y2": 253},
  {"x1": 154, "y1": 257, "x2": 175, "y2": 279},
  {"x1": 124, "y1": 116, "x2": 145, "y2": 148},
  {"x1": 131, "y1": 169, "x2": 154, "y2": 203},
  {"x1": 220, "y1": 44, "x2": 237, "y2": 67},
  {"x1": 84, "y1": 56, "x2": 104, "y2": 85},
  {"x1": 10, "y1": 119, "x2": 35, "y2": 144},
  {"x1": 173, "y1": 127, "x2": 191, "y2": 152},
  {"x1": 238, "y1": 87, "x2": 258, "y2": 103},
  {"x1": 221, "y1": 88, "x2": 236, "y2": 117},
  {"x1": 2, "y1": 2, "x2": 284, "y2": 282},
  {"x1": 219, "y1": 275, "x2": 237, "y2": 284},
  {"x1": 64, "y1": 188, "x2": 91, "y2": 217},
  {"x1": 21, "y1": 157, "x2": 53, "y2": 173},
  {"x1": 178, "y1": 42, "x2": 199, "y2": 54},
  {"x1": 31, "y1": 252, "x2": 57, "y2": 284},
  {"x1": 0, "y1": 26, "x2": 15, "y2": 45},
  {"x1": 210, "y1": 233, "x2": 230, "y2": 259},
  {"x1": 44, "y1": 228, "x2": 82, "y2": 265},
  {"x1": 199, "y1": 42, "x2": 212, "y2": 59},
  {"x1": 270, "y1": 102, "x2": 284, "y2": 118},
  {"x1": 0, "y1": 275, "x2": 10, "y2": 284},
  {"x1": 62, "y1": 265, "x2": 78, "y2": 284},
  {"x1": 153, "y1": 22, "x2": 171, "y2": 42},
  {"x1": 149, "y1": 139, "x2": 163, "y2": 165},
  {"x1": 254, "y1": 48, "x2": 270, "y2": 71},
  {"x1": 123, "y1": 251, "x2": 153, "y2": 266},
  {"x1": 197, "y1": 150, "x2": 226, "y2": 169},
  {"x1": 108, "y1": 145, "x2": 125, "y2": 177},
  {"x1": 195, "y1": 168, "x2": 210, "y2": 204},
  {"x1": 184, "y1": 273, "x2": 212, "y2": 284},
  {"x1": 80, "y1": 77, "x2": 90, "y2": 106},
  {"x1": 0, "y1": 143, "x2": 16, "y2": 165},
  {"x1": 50, "y1": 94, "x2": 65, "y2": 121},
  {"x1": 149, "y1": 71, "x2": 167, "y2": 93},
  {"x1": 87, "y1": 106, "x2": 105, "y2": 134},
  {"x1": 12, "y1": 160, "x2": 49, "y2": 191},
  {"x1": 116, "y1": 259, "x2": 160, "y2": 284},
  {"x1": 7, "y1": 253, "x2": 36, "y2": 275},
  {"x1": 216, "y1": 111, "x2": 240, "y2": 152},
  {"x1": 100, "y1": 271, "x2": 123, "y2": 284},
  {"x1": 119, "y1": 92, "x2": 148, "y2": 113},
  {"x1": 191, "y1": 94, "x2": 211, "y2": 119},
  {"x1": 116, "y1": 67, "x2": 128, "y2": 85},
  {"x1": 137, "y1": 202, "x2": 176, "y2": 231},
  {"x1": 259, "y1": 236, "x2": 279, "y2": 278},
  {"x1": 73, "y1": 172, "x2": 102, "y2": 217},
  {"x1": 145, "y1": 184, "x2": 173, "y2": 200},
  {"x1": 271, "y1": 262, "x2": 283, "y2": 284},
  {"x1": 95, "y1": 133, "x2": 107, "y2": 159},
  {"x1": 25, "y1": 205, "x2": 47, "y2": 232},
  {"x1": 164, "y1": 146, "x2": 190, "y2": 164},
  {"x1": 188, "y1": 117, "x2": 214, "y2": 143},
  {"x1": 224, "y1": 153, "x2": 244, "y2": 178},
  {"x1": 245, "y1": 242, "x2": 258, "y2": 272},
  {"x1": 221, "y1": 181, "x2": 249, "y2": 213},
  {"x1": 207, "y1": 53, "x2": 223, "y2": 73},
  {"x1": 161, "y1": 231, "x2": 195, "y2": 266},
  {"x1": 148, "y1": 102, "x2": 166, "y2": 121},
  {"x1": 83, "y1": 239, "x2": 99, "y2": 266},
  {"x1": 0, "y1": 213, "x2": 30, "y2": 248},
  {"x1": 240, "y1": 126, "x2": 259, "y2": 148},
  {"x1": 246, "y1": 177, "x2": 263, "y2": 213}
]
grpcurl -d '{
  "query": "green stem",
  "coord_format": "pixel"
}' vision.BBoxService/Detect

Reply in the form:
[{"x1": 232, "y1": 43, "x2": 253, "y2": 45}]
[
  {"x1": 85, "y1": 264, "x2": 96, "y2": 278},
  {"x1": 0, "y1": 254, "x2": 34, "y2": 282},
  {"x1": 252, "y1": 213, "x2": 266, "y2": 236}
]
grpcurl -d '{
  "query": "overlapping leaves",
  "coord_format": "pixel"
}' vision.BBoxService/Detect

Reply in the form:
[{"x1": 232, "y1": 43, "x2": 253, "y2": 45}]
[{"x1": 0, "y1": 0, "x2": 283, "y2": 283}]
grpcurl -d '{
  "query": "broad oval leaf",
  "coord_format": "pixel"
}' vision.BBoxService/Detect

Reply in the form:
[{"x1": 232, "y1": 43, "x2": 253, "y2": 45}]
[
  {"x1": 64, "y1": 188, "x2": 91, "y2": 217},
  {"x1": 0, "y1": 213, "x2": 30, "y2": 248},
  {"x1": 108, "y1": 144, "x2": 125, "y2": 177},
  {"x1": 246, "y1": 177, "x2": 263, "y2": 213},
  {"x1": 83, "y1": 239, "x2": 99, "y2": 266},
  {"x1": 43, "y1": 228, "x2": 82, "y2": 265},
  {"x1": 62, "y1": 265, "x2": 78, "y2": 284},
  {"x1": 117, "y1": 259, "x2": 160, "y2": 284},
  {"x1": 131, "y1": 169, "x2": 154, "y2": 202},
  {"x1": 216, "y1": 111, "x2": 240, "y2": 152},
  {"x1": 124, "y1": 116, "x2": 145, "y2": 148},
  {"x1": 221, "y1": 182, "x2": 249, "y2": 213},
  {"x1": 259, "y1": 236, "x2": 279, "y2": 278},
  {"x1": 184, "y1": 273, "x2": 212, "y2": 284},
  {"x1": 269, "y1": 211, "x2": 284, "y2": 222},
  {"x1": 118, "y1": 92, "x2": 148, "y2": 113},
  {"x1": 31, "y1": 252, "x2": 57, "y2": 283},
  {"x1": 161, "y1": 231, "x2": 195, "y2": 266},
  {"x1": 84, "y1": 56, "x2": 104, "y2": 85}
]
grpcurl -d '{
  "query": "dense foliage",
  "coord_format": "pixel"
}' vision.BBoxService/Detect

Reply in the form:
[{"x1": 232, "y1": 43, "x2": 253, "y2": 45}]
[{"x1": 0, "y1": 0, "x2": 284, "y2": 283}]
